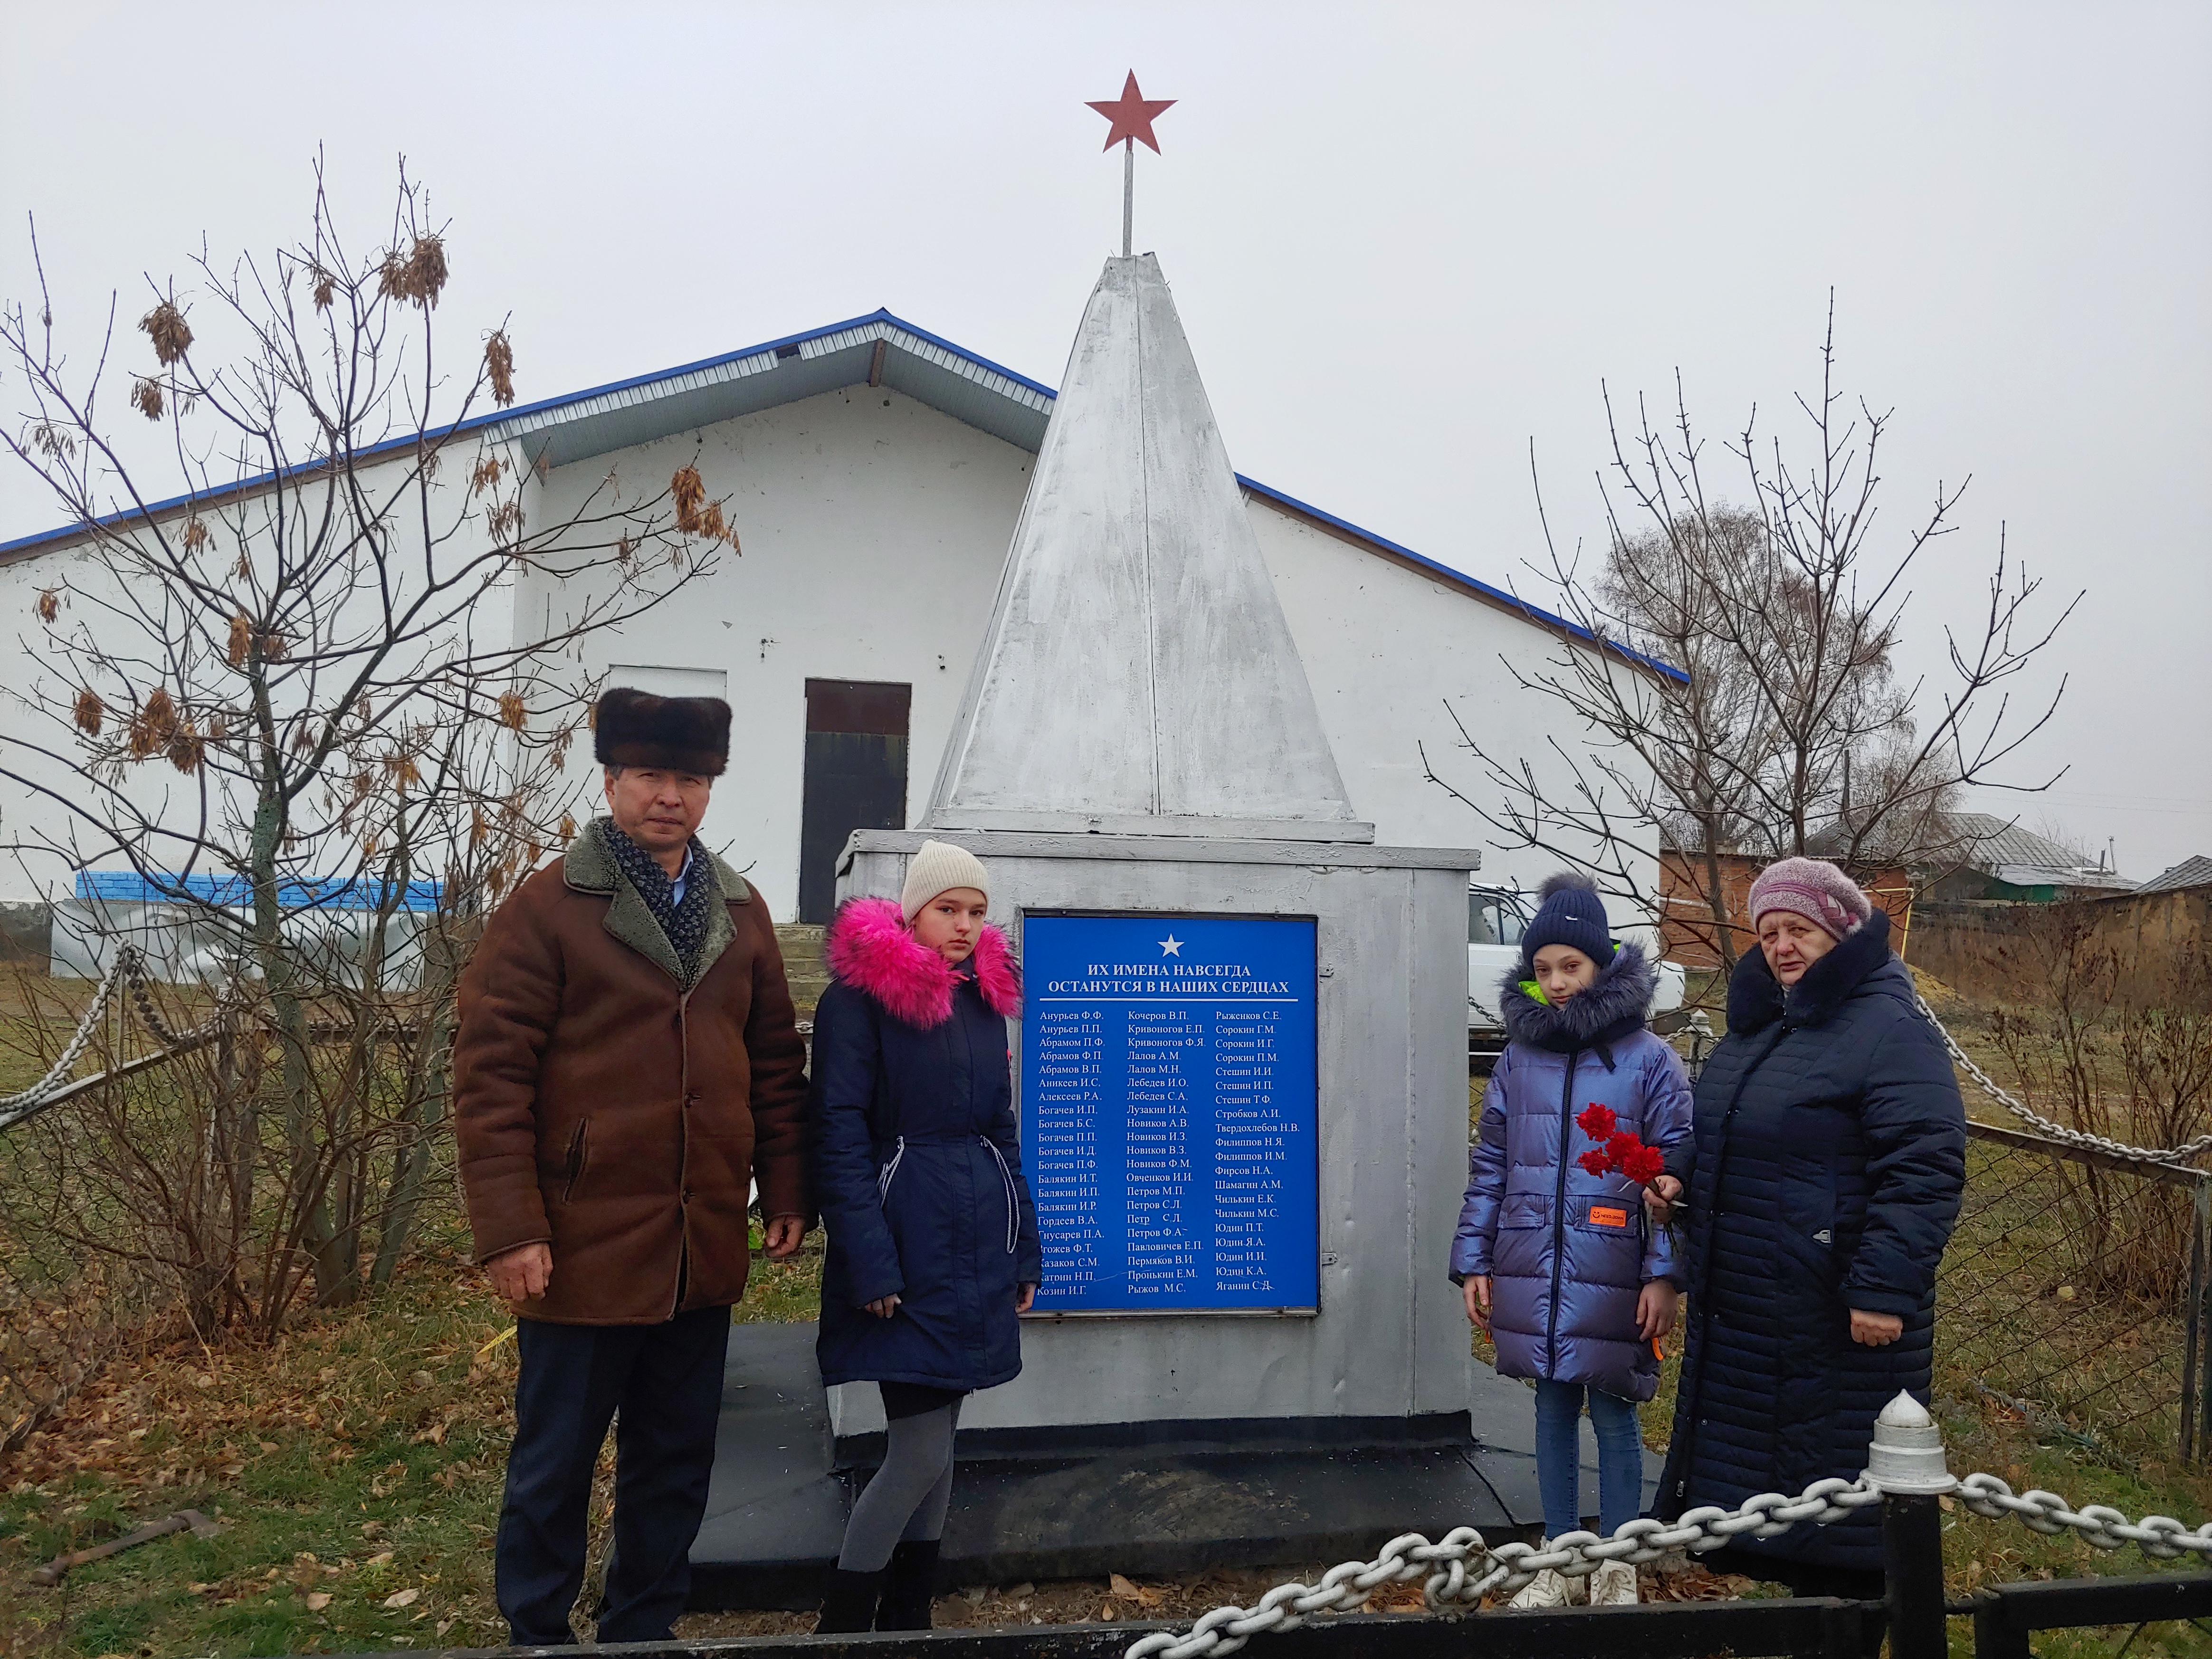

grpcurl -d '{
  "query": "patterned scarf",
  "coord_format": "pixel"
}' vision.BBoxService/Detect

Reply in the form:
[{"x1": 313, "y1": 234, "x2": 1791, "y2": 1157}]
[{"x1": 601, "y1": 820, "x2": 715, "y2": 980}]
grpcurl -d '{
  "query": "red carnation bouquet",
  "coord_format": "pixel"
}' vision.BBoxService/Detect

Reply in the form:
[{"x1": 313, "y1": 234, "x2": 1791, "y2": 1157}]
[{"x1": 1575, "y1": 1103, "x2": 1670, "y2": 1190}]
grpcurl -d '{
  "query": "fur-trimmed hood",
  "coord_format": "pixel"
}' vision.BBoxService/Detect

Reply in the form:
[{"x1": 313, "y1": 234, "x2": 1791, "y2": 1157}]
[
  {"x1": 825, "y1": 896, "x2": 1021, "y2": 1029},
  {"x1": 1496, "y1": 940, "x2": 1656, "y2": 1056}
]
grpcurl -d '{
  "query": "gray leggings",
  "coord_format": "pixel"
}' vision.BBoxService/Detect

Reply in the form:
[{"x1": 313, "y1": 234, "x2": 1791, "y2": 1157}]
[{"x1": 837, "y1": 1398, "x2": 964, "y2": 1572}]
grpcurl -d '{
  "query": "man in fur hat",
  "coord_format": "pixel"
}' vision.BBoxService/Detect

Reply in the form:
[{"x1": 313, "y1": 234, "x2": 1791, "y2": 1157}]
[{"x1": 455, "y1": 686, "x2": 811, "y2": 1644}]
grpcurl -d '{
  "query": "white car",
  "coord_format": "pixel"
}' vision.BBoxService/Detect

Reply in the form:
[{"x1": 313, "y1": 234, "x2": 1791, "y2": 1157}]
[{"x1": 1467, "y1": 883, "x2": 1683, "y2": 1049}]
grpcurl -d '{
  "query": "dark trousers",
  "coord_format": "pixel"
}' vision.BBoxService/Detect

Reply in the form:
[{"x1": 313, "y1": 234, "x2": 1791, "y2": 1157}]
[{"x1": 496, "y1": 1305, "x2": 731, "y2": 1645}]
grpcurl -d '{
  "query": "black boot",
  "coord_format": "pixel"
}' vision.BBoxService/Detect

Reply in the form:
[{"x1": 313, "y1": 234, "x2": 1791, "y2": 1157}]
[
  {"x1": 875, "y1": 1540, "x2": 942, "y2": 1631},
  {"x1": 814, "y1": 1567, "x2": 886, "y2": 1634}
]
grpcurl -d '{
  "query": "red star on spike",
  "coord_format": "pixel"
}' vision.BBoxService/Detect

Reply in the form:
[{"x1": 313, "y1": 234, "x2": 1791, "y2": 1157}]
[{"x1": 1087, "y1": 71, "x2": 1175, "y2": 153}]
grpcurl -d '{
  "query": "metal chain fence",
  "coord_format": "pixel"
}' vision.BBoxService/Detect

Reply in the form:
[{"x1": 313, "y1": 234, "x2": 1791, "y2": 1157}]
[
  {"x1": 1126, "y1": 1459, "x2": 2212, "y2": 1659},
  {"x1": 1936, "y1": 1119, "x2": 2211, "y2": 1461},
  {"x1": 1904, "y1": 988, "x2": 2212, "y2": 1462},
  {"x1": 1124, "y1": 1472, "x2": 1888, "y2": 1659},
  {"x1": 0, "y1": 944, "x2": 234, "y2": 1130},
  {"x1": 1916, "y1": 990, "x2": 2212, "y2": 1167}
]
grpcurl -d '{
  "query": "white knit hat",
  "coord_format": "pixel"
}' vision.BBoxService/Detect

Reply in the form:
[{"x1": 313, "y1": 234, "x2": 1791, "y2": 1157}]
[{"x1": 899, "y1": 839, "x2": 990, "y2": 923}]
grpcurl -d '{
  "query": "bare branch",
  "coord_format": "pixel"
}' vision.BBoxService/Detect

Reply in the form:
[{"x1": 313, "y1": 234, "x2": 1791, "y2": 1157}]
[{"x1": 1426, "y1": 304, "x2": 2078, "y2": 971}]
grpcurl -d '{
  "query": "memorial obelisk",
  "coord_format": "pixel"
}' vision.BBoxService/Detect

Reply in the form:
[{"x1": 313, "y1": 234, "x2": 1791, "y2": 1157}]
[
  {"x1": 833, "y1": 80, "x2": 1482, "y2": 1464},
  {"x1": 930, "y1": 77, "x2": 1365, "y2": 844},
  {"x1": 926, "y1": 248, "x2": 1365, "y2": 842},
  {"x1": 691, "y1": 89, "x2": 1563, "y2": 1599}
]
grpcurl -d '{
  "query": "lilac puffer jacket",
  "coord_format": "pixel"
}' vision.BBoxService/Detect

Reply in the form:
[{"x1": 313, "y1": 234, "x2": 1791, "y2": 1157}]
[{"x1": 1450, "y1": 943, "x2": 1694, "y2": 1402}]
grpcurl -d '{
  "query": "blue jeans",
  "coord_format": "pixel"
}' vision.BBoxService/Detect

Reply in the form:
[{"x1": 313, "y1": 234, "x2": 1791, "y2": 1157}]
[{"x1": 1534, "y1": 1378, "x2": 1643, "y2": 1539}]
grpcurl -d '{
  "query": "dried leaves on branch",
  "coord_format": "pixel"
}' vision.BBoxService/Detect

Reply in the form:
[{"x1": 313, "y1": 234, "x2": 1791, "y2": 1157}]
[
  {"x1": 1425, "y1": 297, "x2": 2077, "y2": 966},
  {"x1": 484, "y1": 329, "x2": 514, "y2": 409},
  {"x1": 0, "y1": 158, "x2": 747, "y2": 1359},
  {"x1": 671, "y1": 463, "x2": 741, "y2": 553}
]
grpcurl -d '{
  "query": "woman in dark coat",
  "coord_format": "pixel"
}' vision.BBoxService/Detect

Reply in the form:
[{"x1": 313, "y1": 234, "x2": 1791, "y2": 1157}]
[
  {"x1": 809, "y1": 840, "x2": 1040, "y2": 1632},
  {"x1": 1651, "y1": 857, "x2": 1965, "y2": 1598}
]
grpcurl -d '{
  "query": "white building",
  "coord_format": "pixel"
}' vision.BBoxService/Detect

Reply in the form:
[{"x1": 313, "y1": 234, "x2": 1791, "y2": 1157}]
[{"x1": 1, "y1": 304, "x2": 1672, "y2": 932}]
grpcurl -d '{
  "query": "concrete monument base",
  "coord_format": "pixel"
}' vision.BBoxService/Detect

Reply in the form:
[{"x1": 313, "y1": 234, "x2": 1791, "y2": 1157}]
[
  {"x1": 688, "y1": 1325, "x2": 1654, "y2": 1611},
  {"x1": 824, "y1": 828, "x2": 1478, "y2": 1442}
]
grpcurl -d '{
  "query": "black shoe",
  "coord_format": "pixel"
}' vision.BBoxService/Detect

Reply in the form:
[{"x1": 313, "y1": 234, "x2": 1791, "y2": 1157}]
[
  {"x1": 815, "y1": 1567, "x2": 887, "y2": 1634},
  {"x1": 875, "y1": 1540, "x2": 942, "y2": 1631}
]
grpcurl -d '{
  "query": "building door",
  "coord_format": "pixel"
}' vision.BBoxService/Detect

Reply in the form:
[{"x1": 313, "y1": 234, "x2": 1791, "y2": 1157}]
[{"x1": 798, "y1": 679, "x2": 912, "y2": 924}]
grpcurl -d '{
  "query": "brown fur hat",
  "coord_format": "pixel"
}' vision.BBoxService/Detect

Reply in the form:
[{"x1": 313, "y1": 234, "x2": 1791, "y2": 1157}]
[{"x1": 593, "y1": 686, "x2": 731, "y2": 777}]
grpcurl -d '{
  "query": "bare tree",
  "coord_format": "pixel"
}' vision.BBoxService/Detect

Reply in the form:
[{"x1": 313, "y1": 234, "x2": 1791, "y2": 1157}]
[
  {"x1": 0, "y1": 161, "x2": 740, "y2": 1318},
  {"x1": 1426, "y1": 299, "x2": 2078, "y2": 971}
]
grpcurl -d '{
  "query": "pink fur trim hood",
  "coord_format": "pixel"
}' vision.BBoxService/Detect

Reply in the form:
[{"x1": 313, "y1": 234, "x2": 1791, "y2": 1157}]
[{"x1": 824, "y1": 896, "x2": 1021, "y2": 1029}]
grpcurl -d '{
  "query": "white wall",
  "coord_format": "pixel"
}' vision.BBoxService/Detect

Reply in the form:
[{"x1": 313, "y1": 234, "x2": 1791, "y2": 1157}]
[
  {"x1": 518, "y1": 383, "x2": 1660, "y2": 927},
  {"x1": 522, "y1": 384, "x2": 1035, "y2": 921},
  {"x1": 1250, "y1": 503, "x2": 1661, "y2": 933},
  {"x1": 0, "y1": 448, "x2": 513, "y2": 908},
  {"x1": 2, "y1": 382, "x2": 1662, "y2": 934},
  {"x1": 0, "y1": 542, "x2": 110, "y2": 903}
]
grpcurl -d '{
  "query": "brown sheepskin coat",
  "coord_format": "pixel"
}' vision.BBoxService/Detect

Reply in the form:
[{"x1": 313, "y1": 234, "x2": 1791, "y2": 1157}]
[{"x1": 453, "y1": 819, "x2": 810, "y2": 1324}]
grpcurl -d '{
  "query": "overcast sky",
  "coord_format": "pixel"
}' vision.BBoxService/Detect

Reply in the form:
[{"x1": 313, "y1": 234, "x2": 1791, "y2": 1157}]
[{"x1": 4, "y1": 1, "x2": 2206, "y2": 876}]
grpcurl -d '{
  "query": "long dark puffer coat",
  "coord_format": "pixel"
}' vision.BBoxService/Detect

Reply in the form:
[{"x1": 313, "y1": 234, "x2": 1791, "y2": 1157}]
[
  {"x1": 811, "y1": 898, "x2": 1043, "y2": 1394},
  {"x1": 1655, "y1": 909, "x2": 1966, "y2": 1571},
  {"x1": 1450, "y1": 944, "x2": 1694, "y2": 1402}
]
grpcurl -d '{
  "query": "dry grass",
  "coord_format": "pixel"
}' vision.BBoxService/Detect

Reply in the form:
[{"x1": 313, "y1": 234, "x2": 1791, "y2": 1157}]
[
  {"x1": 0, "y1": 1222, "x2": 517, "y2": 1657},
  {"x1": 7, "y1": 970, "x2": 2212, "y2": 1656}
]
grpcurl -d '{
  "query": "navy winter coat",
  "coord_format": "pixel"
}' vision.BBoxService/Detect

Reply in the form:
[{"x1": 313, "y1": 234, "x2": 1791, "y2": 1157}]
[
  {"x1": 1655, "y1": 910, "x2": 1965, "y2": 1571},
  {"x1": 810, "y1": 898, "x2": 1042, "y2": 1395},
  {"x1": 1451, "y1": 944, "x2": 1695, "y2": 1402}
]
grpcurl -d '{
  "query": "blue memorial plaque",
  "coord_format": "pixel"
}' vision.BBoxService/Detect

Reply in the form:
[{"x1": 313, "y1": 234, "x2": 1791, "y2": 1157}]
[{"x1": 1020, "y1": 913, "x2": 1319, "y2": 1313}]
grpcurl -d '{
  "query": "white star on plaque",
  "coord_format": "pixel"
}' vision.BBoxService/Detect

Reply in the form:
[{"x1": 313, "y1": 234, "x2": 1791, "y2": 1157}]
[{"x1": 1159, "y1": 934, "x2": 1183, "y2": 956}]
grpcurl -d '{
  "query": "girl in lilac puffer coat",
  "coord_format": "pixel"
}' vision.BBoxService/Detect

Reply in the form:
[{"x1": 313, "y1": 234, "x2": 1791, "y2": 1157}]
[{"x1": 1450, "y1": 874, "x2": 1693, "y2": 1606}]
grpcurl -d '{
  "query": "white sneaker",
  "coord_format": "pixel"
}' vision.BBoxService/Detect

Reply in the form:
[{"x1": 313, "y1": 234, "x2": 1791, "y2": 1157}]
[
  {"x1": 1588, "y1": 1559, "x2": 1639, "y2": 1606},
  {"x1": 1507, "y1": 1544, "x2": 1573, "y2": 1610}
]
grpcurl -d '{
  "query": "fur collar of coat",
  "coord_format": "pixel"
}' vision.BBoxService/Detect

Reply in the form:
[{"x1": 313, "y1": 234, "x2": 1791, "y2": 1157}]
[
  {"x1": 825, "y1": 896, "x2": 1021, "y2": 1029},
  {"x1": 561, "y1": 816, "x2": 750, "y2": 989},
  {"x1": 1727, "y1": 907, "x2": 1895, "y2": 1035},
  {"x1": 1497, "y1": 940, "x2": 1656, "y2": 1056}
]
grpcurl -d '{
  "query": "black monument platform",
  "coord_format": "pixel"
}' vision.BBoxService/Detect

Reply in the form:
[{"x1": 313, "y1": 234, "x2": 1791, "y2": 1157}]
[{"x1": 688, "y1": 1325, "x2": 1651, "y2": 1612}]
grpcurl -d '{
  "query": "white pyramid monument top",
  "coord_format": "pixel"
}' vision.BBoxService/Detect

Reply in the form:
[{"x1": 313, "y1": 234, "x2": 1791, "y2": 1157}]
[{"x1": 925, "y1": 254, "x2": 1372, "y2": 842}]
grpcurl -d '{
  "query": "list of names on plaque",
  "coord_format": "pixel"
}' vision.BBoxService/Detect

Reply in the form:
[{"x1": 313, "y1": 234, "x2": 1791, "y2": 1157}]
[{"x1": 1021, "y1": 914, "x2": 1318, "y2": 1313}]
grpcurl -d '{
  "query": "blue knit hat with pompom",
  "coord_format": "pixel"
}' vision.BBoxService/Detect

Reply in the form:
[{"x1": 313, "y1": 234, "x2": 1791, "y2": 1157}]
[{"x1": 1521, "y1": 872, "x2": 1615, "y2": 970}]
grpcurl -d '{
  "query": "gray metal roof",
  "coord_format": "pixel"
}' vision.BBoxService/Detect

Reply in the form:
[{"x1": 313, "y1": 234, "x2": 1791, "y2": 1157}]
[
  {"x1": 1947, "y1": 811, "x2": 2135, "y2": 889},
  {"x1": 2135, "y1": 855, "x2": 2212, "y2": 896},
  {"x1": 484, "y1": 314, "x2": 1053, "y2": 470}
]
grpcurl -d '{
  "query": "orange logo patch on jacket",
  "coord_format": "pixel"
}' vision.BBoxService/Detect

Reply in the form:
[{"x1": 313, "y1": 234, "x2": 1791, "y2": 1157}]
[{"x1": 1588, "y1": 1205, "x2": 1629, "y2": 1229}]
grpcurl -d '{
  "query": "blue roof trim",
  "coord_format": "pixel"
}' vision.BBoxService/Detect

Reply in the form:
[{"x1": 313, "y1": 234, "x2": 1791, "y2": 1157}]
[
  {"x1": 0, "y1": 306, "x2": 1686, "y2": 680},
  {"x1": 0, "y1": 306, "x2": 1049, "y2": 563},
  {"x1": 476, "y1": 308, "x2": 913, "y2": 424},
  {"x1": 76, "y1": 871, "x2": 444, "y2": 912},
  {"x1": 1233, "y1": 477, "x2": 1689, "y2": 683},
  {"x1": 867, "y1": 312, "x2": 1060, "y2": 400},
  {"x1": 0, "y1": 308, "x2": 902, "y2": 561}
]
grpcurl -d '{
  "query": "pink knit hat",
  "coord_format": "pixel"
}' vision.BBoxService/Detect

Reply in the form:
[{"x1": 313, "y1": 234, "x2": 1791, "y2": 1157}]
[{"x1": 1747, "y1": 857, "x2": 1875, "y2": 941}]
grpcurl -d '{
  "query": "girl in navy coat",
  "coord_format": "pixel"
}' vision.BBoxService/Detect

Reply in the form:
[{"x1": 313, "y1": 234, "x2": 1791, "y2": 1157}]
[
  {"x1": 1451, "y1": 874, "x2": 1693, "y2": 1608},
  {"x1": 810, "y1": 841, "x2": 1040, "y2": 1632}
]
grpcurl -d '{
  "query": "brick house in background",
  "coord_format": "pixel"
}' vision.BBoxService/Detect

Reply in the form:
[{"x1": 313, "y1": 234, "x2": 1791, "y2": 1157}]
[
  {"x1": 1659, "y1": 840, "x2": 1913, "y2": 970},
  {"x1": 1658, "y1": 811, "x2": 2146, "y2": 970}
]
